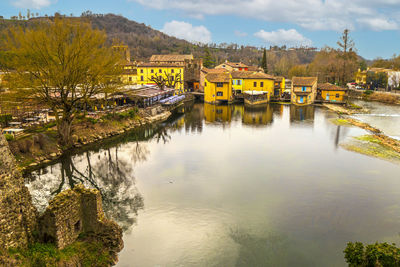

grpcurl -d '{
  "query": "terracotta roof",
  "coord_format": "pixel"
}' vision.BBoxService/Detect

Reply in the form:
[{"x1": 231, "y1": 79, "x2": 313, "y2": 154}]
[
  {"x1": 201, "y1": 68, "x2": 226, "y2": 74},
  {"x1": 150, "y1": 54, "x2": 193, "y2": 62},
  {"x1": 249, "y1": 72, "x2": 275, "y2": 80},
  {"x1": 225, "y1": 62, "x2": 248, "y2": 68},
  {"x1": 231, "y1": 71, "x2": 254, "y2": 79},
  {"x1": 292, "y1": 77, "x2": 317, "y2": 86},
  {"x1": 205, "y1": 73, "x2": 231, "y2": 83},
  {"x1": 318, "y1": 83, "x2": 347, "y2": 91},
  {"x1": 138, "y1": 62, "x2": 184, "y2": 68},
  {"x1": 247, "y1": 66, "x2": 263, "y2": 72}
]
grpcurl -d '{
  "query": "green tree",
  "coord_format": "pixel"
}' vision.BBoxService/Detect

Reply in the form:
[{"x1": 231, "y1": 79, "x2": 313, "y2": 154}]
[
  {"x1": 202, "y1": 47, "x2": 215, "y2": 68},
  {"x1": 1, "y1": 18, "x2": 122, "y2": 146},
  {"x1": 261, "y1": 48, "x2": 268, "y2": 73}
]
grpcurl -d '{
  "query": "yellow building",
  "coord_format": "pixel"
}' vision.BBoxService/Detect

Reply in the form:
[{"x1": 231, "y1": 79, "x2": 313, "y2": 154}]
[
  {"x1": 215, "y1": 61, "x2": 249, "y2": 71},
  {"x1": 291, "y1": 77, "x2": 318, "y2": 105},
  {"x1": 204, "y1": 72, "x2": 233, "y2": 104},
  {"x1": 137, "y1": 62, "x2": 185, "y2": 93},
  {"x1": 231, "y1": 71, "x2": 275, "y2": 97},
  {"x1": 355, "y1": 69, "x2": 367, "y2": 84},
  {"x1": 121, "y1": 62, "x2": 137, "y2": 85},
  {"x1": 317, "y1": 83, "x2": 347, "y2": 102},
  {"x1": 274, "y1": 76, "x2": 286, "y2": 96}
]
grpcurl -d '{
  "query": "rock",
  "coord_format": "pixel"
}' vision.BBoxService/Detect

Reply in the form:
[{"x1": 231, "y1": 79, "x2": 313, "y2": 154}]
[{"x1": 50, "y1": 153, "x2": 57, "y2": 158}]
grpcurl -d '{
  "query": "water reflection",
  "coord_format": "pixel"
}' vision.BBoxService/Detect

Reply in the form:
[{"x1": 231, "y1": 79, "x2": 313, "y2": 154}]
[
  {"x1": 204, "y1": 103, "x2": 234, "y2": 123},
  {"x1": 242, "y1": 105, "x2": 274, "y2": 126},
  {"x1": 290, "y1": 105, "x2": 315, "y2": 123}
]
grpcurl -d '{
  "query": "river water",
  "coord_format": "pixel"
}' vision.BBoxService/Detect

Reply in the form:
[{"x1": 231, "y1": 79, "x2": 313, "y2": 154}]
[{"x1": 25, "y1": 102, "x2": 400, "y2": 267}]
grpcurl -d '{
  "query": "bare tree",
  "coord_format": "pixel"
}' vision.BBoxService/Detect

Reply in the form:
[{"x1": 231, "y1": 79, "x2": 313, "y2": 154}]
[{"x1": 149, "y1": 71, "x2": 182, "y2": 90}]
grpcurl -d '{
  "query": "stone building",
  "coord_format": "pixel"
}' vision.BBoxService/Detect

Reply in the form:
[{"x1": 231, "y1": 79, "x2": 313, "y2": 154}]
[
  {"x1": 0, "y1": 132, "x2": 37, "y2": 250},
  {"x1": 38, "y1": 184, "x2": 123, "y2": 251}
]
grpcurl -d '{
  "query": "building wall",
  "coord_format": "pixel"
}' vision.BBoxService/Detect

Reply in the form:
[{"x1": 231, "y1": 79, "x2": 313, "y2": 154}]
[
  {"x1": 232, "y1": 79, "x2": 244, "y2": 92},
  {"x1": 137, "y1": 66, "x2": 185, "y2": 93},
  {"x1": 321, "y1": 90, "x2": 347, "y2": 102},
  {"x1": 204, "y1": 79, "x2": 233, "y2": 103},
  {"x1": 291, "y1": 83, "x2": 317, "y2": 105},
  {"x1": 243, "y1": 78, "x2": 274, "y2": 95}
]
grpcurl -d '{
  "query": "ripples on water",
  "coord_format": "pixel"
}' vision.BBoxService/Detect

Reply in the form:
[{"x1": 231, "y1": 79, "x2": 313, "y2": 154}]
[{"x1": 25, "y1": 102, "x2": 400, "y2": 267}]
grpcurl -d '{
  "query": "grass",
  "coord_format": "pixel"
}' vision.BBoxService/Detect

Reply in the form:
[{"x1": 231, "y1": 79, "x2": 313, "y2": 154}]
[
  {"x1": 7, "y1": 240, "x2": 113, "y2": 267},
  {"x1": 347, "y1": 102, "x2": 363, "y2": 109},
  {"x1": 330, "y1": 118, "x2": 352, "y2": 126},
  {"x1": 341, "y1": 135, "x2": 400, "y2": 164}
]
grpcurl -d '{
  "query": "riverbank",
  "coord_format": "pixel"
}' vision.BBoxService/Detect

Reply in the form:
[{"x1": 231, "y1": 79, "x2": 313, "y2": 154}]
[
  {"x1": 349, "y1": 89, "x2": 400, "y2": 105},
  {"x1": 8, "y1": 106, "x2": 171, "y2": 171}
]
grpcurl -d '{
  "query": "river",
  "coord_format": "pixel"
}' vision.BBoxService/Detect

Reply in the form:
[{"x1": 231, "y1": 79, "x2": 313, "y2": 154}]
[{"x1": 25, "y1": 101, "x2": 400, "y2": 267}]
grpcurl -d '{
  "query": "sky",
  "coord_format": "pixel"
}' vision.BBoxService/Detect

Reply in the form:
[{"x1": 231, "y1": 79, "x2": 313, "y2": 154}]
[{"x1": 1, "y1": 0, "x2": 400, "y2": 60}]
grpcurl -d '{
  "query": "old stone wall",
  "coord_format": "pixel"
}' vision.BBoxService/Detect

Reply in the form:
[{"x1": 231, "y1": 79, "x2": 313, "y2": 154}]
[
  {"x1": 39, "y1": 184, "x2": 123, "y2": 255},
  {"x1": 0, "y1": 133, "x2": 38, "y2": 249}
]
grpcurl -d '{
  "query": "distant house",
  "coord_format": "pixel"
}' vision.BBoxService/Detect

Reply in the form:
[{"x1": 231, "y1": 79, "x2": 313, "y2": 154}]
[
  {"x1": 317, "y1": 83, "x2": 348, "y2": 102},
  {"x1": 215, "y1": 61, "x2": 249, "y2": 71},
  {"x1": 291, "y1": 77, "x2": 318, "y2": 105},
  {"x1": 355, "y1": 67, "x2": 400, "y2": 90},
  {"x1": 204, "y1": 72, "x2": 233, "y2": 104}
]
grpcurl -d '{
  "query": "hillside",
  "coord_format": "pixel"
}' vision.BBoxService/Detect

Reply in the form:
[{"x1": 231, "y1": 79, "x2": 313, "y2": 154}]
[{"x1": 0, "y1": 12, "x2": 318, "y2": 76}]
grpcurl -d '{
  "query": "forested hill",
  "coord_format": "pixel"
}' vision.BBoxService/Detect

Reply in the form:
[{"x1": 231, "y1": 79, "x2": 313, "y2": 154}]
[{"x1": 0, "y1": 12, "x2": 319, "y2": 75}]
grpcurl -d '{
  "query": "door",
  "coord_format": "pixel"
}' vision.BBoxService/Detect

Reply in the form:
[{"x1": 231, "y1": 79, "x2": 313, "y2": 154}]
[
  {"x1": 326, "y1": 93, "x2": 330, "y2": 100},
  {"x1": 299, "y1": 96, "x2": 304, "y2": 103}
]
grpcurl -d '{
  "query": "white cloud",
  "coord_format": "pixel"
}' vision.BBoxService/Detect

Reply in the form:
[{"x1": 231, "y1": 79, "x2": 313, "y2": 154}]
[
  {"x1": 12, "y1": 0, "x2": 55, "y2": 9},
  {"x1": 161, "y1": 20, "x2": 212, "y2": 44},
  {"x1": 234, "y1": 30, "x2": 248, "y2": 37},
  {"x1": 357, "y1": 18, "x2": 399, "y2": 31},
  {"x1": 254, "y1": 29, "x2": 312, "y2": 46},
  {"x1": 131, "y1": 0, "x2": 400, "y2": 31}
]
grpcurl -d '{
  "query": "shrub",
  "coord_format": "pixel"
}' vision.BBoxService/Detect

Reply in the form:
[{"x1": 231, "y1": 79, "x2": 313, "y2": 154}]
[
  {"x1": 4, "y1": 133, "x2": 14, "y2": 141},
  {"x1": 344, "y1": 242, "x2": 400, "y2": 266},
  {"x1": 17, "y1": 139, "x2": 33, "y2": 153}
]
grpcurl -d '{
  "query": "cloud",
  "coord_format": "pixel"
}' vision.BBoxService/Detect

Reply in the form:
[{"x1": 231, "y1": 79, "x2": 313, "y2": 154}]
[
  {"x1": 161, "y1": 20, "x2": 212, "y2": 44},
  {"x1": 234, "y1": 30, "x2": 248, "y2": 37},
  {"x1": 357, "y1": 18, "x2": 399, "y2": 31},
  {"x1": 254, "y1": 29, "x2": 312, "y2": 46},
  {"x1": 131, "y1": 0, "x2": 400, "y2": 31},
  {"x1": 12, "y1": 0, "x2": 55, "y2": 9}
]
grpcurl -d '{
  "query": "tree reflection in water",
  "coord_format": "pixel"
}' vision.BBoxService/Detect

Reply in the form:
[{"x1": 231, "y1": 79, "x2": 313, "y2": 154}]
[{"x1": 26, "y1": 123, "x2": 173, "y2": 232}]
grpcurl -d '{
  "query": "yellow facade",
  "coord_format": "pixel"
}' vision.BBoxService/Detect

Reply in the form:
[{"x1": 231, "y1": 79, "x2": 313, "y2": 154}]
[
  {"x1": 121, "y1": 65, "x2": 137, "y2": 85},
  {"x1": 274, "y1": 77, "x2": 286, "y2": 95},
  {"x1": 243, "y1": 78, "x2": 274, "y2": 95},
  {"x1": 321, "y1": 90, "x2": 346, "y2": 102},
  {"x1": 232, "y1": 79, "x2": 244, "y2": 93},
  {"x1": 355, "y1": 70, "x2": 367, "y2": 84},
  {"x1": 204, "y1": 73, "x2": 233, "y2": 103},
  {"x1": 137, "y1": 65, "x2": 185, "y2": 94},
  {"x1": 291, "y1": 77, "x2": 318, "y2": 105}
]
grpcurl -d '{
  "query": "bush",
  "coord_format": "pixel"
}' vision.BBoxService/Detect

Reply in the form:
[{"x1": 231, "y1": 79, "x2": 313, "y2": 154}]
[
  {"x1": 344, "y1": 242, "x2": 400, "y2": 266},
  {"x1": 0, "y1": 114, "x2": 12, "y2": 126},
  {"x1": 364, "y1": 90, "x2": 373, "y2": 96},
  {"x1": 17, "y1": 139, "x2": 33, "y2": 153},
  {"x1": 4, "y1": 133, "x2": 14, "y2": 141}
]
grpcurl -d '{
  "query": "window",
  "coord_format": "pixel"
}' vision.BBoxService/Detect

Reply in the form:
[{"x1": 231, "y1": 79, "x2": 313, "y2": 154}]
[
  {"x1": 217, "y1": 82, "x2": 223, "y2": 87},
  {"x1": 171, "y1": 76, "x2": 174, "y2": 81},
  {"x1": 254, "y1": 82, "x2": 257, "y2": 87},
  {"x1": 216, "y1": 109, "x2": 223, "y2": 114},
  {"x1": 205, "y1": 82, "x2": 207, "y2": 87},
  {"x1": 140, "y1": 69, "x2": 143, "y2": 73},
  {"x1": 260, "y1": 82, "x2": 264, "y2": 87},
  {"x1": 141, "y1": 76, "x2": 143, "y2": 81},
  {"x1": 151, "y1": 69, "x2": 154, "y2": 73},
  {"x1": 171, "y1": 69, "x2": 174, "y2": 73},
  {"x1": 302, "y1": 86, "x2": 306, "y2": 92},
  {"x1": 237, "y1": 80, "x2": 241, "y2": 85},
  {"x1": 217, "y1": 92, "x2": 223, "y2": 96},
  {"x1": 129, "y1": 77, "x2": 132, "y2": 82},
  {"x1": 232, "y1": 80, "x2": 235, "y2": 85},
  {"x1": 159, "y1": 69, "x2": 162, "y2": 73},
  {"x1": 336, "y1": 94, "x2": 340, "y2": 98}
]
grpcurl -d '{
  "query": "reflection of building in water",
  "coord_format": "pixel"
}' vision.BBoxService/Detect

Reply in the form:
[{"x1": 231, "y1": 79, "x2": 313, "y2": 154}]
[
  {"x1": 242, "y1": 105, "x2": 273, "y2": 126},
  {"x1": 290, "y1": 105, "x2": 315, "y2": 123},
  {"x1": 204, "y1": 103, "x2": 233, "y2": 123}
]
